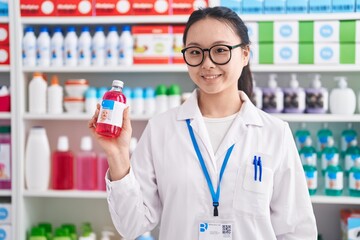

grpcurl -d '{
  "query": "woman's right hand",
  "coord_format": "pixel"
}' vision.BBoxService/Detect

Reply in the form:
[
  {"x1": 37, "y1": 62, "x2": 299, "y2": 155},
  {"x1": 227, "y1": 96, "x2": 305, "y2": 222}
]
[{"x1": 88, "y1": 104, "x2": 132, "y2": 180}]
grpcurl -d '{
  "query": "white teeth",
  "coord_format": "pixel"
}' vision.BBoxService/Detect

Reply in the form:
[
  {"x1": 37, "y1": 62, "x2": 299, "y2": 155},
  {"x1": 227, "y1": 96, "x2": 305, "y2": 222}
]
[{"x1": 202, "y1": 75, "x2": 220, "y2": 79}]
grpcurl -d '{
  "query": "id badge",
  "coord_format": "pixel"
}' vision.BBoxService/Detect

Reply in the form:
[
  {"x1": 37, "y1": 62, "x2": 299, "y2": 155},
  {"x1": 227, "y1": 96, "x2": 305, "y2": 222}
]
[{"x1": 198, "y1": 217, "x2": 233, "y2": 240}]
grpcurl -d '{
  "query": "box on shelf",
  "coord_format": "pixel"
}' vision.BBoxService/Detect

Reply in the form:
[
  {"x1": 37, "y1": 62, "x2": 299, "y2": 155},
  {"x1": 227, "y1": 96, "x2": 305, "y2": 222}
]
[
  {"x1": 20, "y1": 0, "x2": 56, "y2": 16},
  {"x1": 332, "y1": 0, "x2": 355, "y2": 12},
  {"x1": 299, "y1": 42, "x2": 314, "y2": 64},
  {"x1": 132, "y1": 0, "x2": 169, "y2": 15},
  {"x1": 0, "y1": 204, "x2": 11, "y2": 224},
  {"x1": 299, "y1": 21, "x2": 314, "y2": 43},
  {"x1": 357, "y1": 1, "x2": 360, "y2": 12},
  {"x1": 314, "y1": 43, "x2": 339, "y2": 64},
  {"x1": 0, "y1": 225, "x2": 11, "y2": 240},
  {"x1": 258, "y1": 21, "x2": 273, "y2": 43},
  {"x1": 340, "y1": 43, "x2": 356, "y2": 64},
  {"x1": 263, "y1": 0, "x2": 286, "y2": 14},
  {"x1": 274, "y1": 43, "x2": 298, "y2": 64},
  {"x1": 132, "y1": 25, "x2": 172, "y2": 64},
  {"x1": 314, "y1": 21, "x2": 339, "y2": 43},
  {"x1": 220, "y1": 0, "x2": 242, "y2": 14},
  {"x1": 56, "y1": 0, "x2": 93, "y2": 16},
  {"x1": 309, "y1": 0, "x2": 331, "y2": 13},
  {"x1": 340, "y1": 20, "x2": 356, "y2": 43},
  {"x1": 341, "y1": 209, "x2": 360, "y2": 240},
  {"x1": 0, "y1": 0, "x2": 8, "y2": 16},
  {"x1": 274, "y1": 21, "x2": 299, "y2": 43},
  {"x1": 0, "y1": 24, "x2": 9, "y2": 45},
  {"x1": 242, "y1": 0, "x2": 264, "y2": 14},
  {"x1": 0, "y1": 45, "x2": 9, "y2": 65},
  {"x1": 246, "y1": 22, "x2": 258, "y2": 43},
  {"x1": 94, "y1": 0, "x2": 132, "y2": 16},
  {"x1": 286, "y1": 0, "x2": 308, "y2": 13},
  {"x1": 172, "y1": 25, "x2": 185, "y2": 64},
  {"x1": 356, "y1": 20, "x2": 360, "y2": 42},
  {"x1": 171, "y1": 0, "x2": 208, "y2": 15},
  {"x1": 258, "y1": 42, "x2": 273, "y2": 64},
  {"x1": 249, "y1": 42, "x2": 258, "y2": 65}
]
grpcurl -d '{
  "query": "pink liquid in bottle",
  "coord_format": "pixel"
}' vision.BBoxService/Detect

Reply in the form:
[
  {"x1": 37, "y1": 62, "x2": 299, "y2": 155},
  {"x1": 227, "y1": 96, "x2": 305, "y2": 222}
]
[
  {"x1": 0, "y1": 126, "x2": 11, "y2": 190},
  {"x1": 97, "y1": 153, "x2": 108, "y2": 191},
  {"x1": 76, "y1": 136, "x2": 97, "y2": 190},
  {"x1": 51, "y1": 136, "x2": 74, "y2": 190},
  {"x1": 96, "y1": 80, "x2": 127, "y2": 138}
]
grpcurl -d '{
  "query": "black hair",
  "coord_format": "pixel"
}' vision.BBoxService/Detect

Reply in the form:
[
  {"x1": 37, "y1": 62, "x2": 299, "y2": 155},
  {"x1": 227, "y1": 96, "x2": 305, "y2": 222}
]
[{"x1": 182, "y1": 6, "x2": 253, "y2": 98}]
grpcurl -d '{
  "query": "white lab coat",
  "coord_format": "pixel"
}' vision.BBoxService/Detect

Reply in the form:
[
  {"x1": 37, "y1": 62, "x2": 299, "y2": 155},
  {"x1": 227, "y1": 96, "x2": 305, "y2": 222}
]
[{"x1": 106, "y1": 90, "x2": 317, "y2": 240}]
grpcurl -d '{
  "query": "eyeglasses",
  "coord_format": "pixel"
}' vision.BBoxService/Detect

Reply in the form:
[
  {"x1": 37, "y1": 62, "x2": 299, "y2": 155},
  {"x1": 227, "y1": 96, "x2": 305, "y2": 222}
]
[{"x1": 181, "y1": 43, "x2": 245, "y2": 67}]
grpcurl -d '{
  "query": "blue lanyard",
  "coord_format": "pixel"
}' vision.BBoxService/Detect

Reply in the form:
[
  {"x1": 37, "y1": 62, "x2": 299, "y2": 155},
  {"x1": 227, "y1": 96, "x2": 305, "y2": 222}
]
[{"x1": 186, "y1": 119, "x2": 235, "y2": 217}]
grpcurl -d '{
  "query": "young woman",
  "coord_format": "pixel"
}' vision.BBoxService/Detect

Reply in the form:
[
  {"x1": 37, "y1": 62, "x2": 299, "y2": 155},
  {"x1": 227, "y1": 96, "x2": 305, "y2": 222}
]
[{"x1": 89, "y1": 6, "x2": 317, "y2": 240}]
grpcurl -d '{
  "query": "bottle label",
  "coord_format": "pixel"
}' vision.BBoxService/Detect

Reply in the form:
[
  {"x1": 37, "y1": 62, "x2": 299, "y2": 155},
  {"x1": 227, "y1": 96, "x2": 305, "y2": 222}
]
[
  {"x1": 321, "y1": 153, "x2": 339, "y2": 171},
  {"x1": 325, "y1": 171, "x2": 343, "y2": 190},
  {"x1": 305, "y1": 170, "x2": 317, "y2": 190},
  {"x1": 345, "y1": 155, "x2": 358, "y2": 172},
  {"x1": 97, "y1": 99, "x2": 126, "y2": 127},
  {"x1": 0, "y1": 143, "x2": 10, "y2": 180},
  {"x1": 349, "y1": 172, "x2": 360, "y2": 190}
]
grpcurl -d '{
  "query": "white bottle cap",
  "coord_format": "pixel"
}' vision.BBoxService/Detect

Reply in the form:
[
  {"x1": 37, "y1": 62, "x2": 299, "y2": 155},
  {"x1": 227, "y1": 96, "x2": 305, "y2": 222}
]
[
  {"x1": 57, "y1": 136, "x2": 69, "y2": 151},
  {"x1": 311, "y1": 74, "x2": 322, "y2": 89},
  {"x1": 327, "y1": 136, "x2": 334, "y2": 147},
  {"x1": 305, "y1": 137, "x2": 312, "y2": 146},
  {"x1": 81, "y1": 136, "x2": 93, "y2": 151},
  {"x1": 268, "y1": 74, "x2": 277, "y2": 88},
  {"x1": 112, "y1": 80, "x2": 124, "y2": 88},
  {"x1": 290, "y1": 74, "x2": 299, "y2": 88},
  {"x1": 350, "y1": 139, "x2": 358, "y2": 146},
  {"x1": 334, "y1": 76, "x2": 347, "y2": 88}
]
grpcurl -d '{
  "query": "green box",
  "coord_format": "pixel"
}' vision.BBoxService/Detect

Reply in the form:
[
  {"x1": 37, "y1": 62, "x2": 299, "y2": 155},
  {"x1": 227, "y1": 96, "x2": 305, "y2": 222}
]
[
  {"x1": 258, "y1": 21, "x2": 274, "y2": 43},
  {"x1": 340, "y1": 43, "x2": 355, "y2": 64},
  {"x1": 299, "y1": 43, "x2": 314, "y2": 64},
  {"x1": 340, "y1": 20, "x2": 356, "y2": 43},
  {"x1": 299, "y1": 21, "x2": 314, "y2": 43},
  {"x1": 259, "y1": 43, "x2": 274, "y2": 64}
]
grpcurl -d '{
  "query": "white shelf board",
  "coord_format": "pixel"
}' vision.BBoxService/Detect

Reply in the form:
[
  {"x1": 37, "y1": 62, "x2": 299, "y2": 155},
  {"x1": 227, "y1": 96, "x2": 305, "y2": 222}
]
[
  {"x1": 0, "y1": 190, "x2": 11, "y2": 197},
  {"x1": 251, "y1": 65, "x2": 360, "y2": 72},
  {"x1": 20, "y1": 13, "x2": 360, "y2": 25},
  {"x1": 0, "y1": 17, "x2": 9, "y2": 23},
  {"x1": 311, "y1": 195, "x2": 360, "y2": 205},
  {"x1": 23, "y1": 190, "x2": 107, "y2": 199},
  {"x1": 273, "y1": 114, "x2": 360, "y2": 122},
  {"x1": 0, "y1": 113, "x2": 11, "y2": 119},
  {"x1": 24, "y1": 113, "x2": 154, "y2": 121},
  {"x1": 0, "y1": 65, "x2": 10, "y2": 72}
]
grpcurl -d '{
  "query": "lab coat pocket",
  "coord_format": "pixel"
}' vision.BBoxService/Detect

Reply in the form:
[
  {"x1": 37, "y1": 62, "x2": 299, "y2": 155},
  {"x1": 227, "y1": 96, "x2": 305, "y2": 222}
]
[{"x1": 233, "y1": 164, "x2": 274, "y2": 217}]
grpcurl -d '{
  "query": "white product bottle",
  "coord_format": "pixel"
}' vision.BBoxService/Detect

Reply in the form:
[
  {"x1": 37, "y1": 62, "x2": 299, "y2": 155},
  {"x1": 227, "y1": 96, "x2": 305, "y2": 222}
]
[
  {"x1": 78, "y1": 26, "x2": 92, "y2": 66},
  {"x1": 144, "y1": 87, "x2": 156, "y2": 115},
  {"x1": 106, "y1": 25, "x2": 119, "y2": 66},
  {"x1": 29, "y1": 72, "x2": 47, "y2": 114},
  {"x1": 305, "y1": 74, "x2": 329, "y2": 114},
  {"x1": 122, "y1": 86, "x2": 132, "y2": 108},
  {"x1": 100, "y1": 230, "x2": 114, "y2": 240},
  {"x1": 329, "y1": 76, "x2": 356, "y2": 115},
  {"x1": 85, "y1": 87, "x2": 98, "y2": 114},
  {"x1": 50, "y1": 27, "x2": 64, "y2": 66},
  {"x1": 167, "y1": 84, "x2": 181, "y2": 109},
  {"x1": 252, "y1": 79, "x2": 263, "y2": 109},
  {"x1": 283, "y1": 74, "x2": 306, "y2": 113},
  {"x1": 64, "y1": 26, "x2": 78, "y2": 67},
  {"x1": 131, "y1": 87, "x2": 144, "y2": 115},
  {"x1": 92, "y1": 26, "x2": 106, "y2": 66},
  {"x1": 119, "y1": 25, "x2": 133, "y2": 65},
  {"x1": 36, "y1": 27, "x2": 51, "y2": 67},
  {"x1": 47, "y1": 75, "x2": 63, "y2": 114},
  {"x1": 155, "y1": 84, "x2": 168, "y2": 114},
  {"x1": 25, "y1": 126, "x2": 50, "y2": 191},
  {"x1": 22, "y1": 26, "x2": 37, "y2": 67},
  {"x1": 262, "y1": 74, "x2": 284, "y2": 113}
]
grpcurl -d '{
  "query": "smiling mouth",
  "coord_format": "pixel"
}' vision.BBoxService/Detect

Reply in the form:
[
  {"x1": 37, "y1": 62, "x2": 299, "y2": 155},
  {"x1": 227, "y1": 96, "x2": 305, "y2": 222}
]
[{"x1": 201, "y1": 74, "x2": 222, "y2": 80}]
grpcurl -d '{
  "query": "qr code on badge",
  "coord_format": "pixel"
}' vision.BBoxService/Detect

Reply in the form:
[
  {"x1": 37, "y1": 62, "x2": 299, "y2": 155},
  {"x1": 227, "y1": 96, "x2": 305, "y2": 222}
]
[{"x1": 222, "y1": 224, "x2": 232, "y2": 235}]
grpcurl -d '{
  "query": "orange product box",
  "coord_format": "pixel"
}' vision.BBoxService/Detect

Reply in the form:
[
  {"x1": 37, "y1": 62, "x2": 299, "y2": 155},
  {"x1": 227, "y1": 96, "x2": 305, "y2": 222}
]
[
  {"x1": 172, "y1": 25, "x2": 185, "y2": 64},
  {"x1": 20, "y1": 0, "x2": 57, "y2": 16},
  {"x1": 171, "y1": 0, "x2": 207, "y2": 15},
  {"x1": 133, "y1": 25, "x2": 173, "y2": 64},
  {"x1": 56, "y1": 0, "x2": 93, "y2": 16},
  {"x1": 132, "y1": 0, "x2": 169, "y2": 15},
  {"x1": 94, "y1": 0, "x2": 132, "y2": 16},
  {"x1": 0, "y1": 45, "x2": 10, "y2": 65},
  {"x1": 0, "y1": 24, "x2": 9, "y2": 45}
]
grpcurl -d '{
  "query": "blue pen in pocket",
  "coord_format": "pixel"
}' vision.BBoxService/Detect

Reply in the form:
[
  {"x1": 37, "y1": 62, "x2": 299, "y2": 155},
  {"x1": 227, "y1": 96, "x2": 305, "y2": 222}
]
[{"x1": 253, "y1": 155, "x2": 262, "y2": 182}]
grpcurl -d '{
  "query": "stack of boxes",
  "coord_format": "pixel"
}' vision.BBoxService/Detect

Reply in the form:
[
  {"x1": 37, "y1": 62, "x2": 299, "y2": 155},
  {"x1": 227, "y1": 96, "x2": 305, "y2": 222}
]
[
  {"x1": 0, "y1": 24, "x2": 9, "y2": 65},
  {"x1": 0, "y1": 203, "x2": 11, "y2": 239},
  {"x1": 0, "y1": 0, "x2": 8, "y2": 16}
]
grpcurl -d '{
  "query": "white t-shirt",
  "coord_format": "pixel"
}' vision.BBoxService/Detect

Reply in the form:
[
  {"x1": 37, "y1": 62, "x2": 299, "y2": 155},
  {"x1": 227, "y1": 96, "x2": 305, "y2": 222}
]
[{"x1": 203, "y1": 112, "x2": 238, "y2": 153}]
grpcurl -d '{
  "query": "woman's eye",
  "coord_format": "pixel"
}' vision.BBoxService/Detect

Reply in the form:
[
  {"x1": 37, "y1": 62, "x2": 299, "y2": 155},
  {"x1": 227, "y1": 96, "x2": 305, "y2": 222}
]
[
  {"x1": 190, "y1": 50, "x2": 201, "y2": 55},
  {"x1": 215, "y1": 47, "x2": 228, "y2": 53}
]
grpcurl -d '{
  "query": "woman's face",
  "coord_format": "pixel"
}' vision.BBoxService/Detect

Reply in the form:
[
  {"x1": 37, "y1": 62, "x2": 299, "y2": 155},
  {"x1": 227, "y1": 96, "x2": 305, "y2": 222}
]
[{"x1": 185, "y1": 18, "x2": 249, "y2": 96}]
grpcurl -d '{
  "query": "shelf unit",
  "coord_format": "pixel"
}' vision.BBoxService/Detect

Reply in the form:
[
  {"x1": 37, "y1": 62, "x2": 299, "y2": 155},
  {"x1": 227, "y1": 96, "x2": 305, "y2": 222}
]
[{"x1": 9, "y1": 3, "x2": 360, "y2": 239}]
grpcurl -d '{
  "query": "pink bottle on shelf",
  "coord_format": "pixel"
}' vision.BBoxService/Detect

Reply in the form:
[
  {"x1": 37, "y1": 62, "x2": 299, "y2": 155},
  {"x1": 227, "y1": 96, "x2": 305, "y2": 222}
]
[
  {"x1": 51, "y1": 136, "x2": 74, "y2": 190},
  {"x1": 96, "y1": 80, "x2": 127, "y2": 138},
  {"x1": 76, "y1": 136, "x2": 97, "y2": 190},
  {"x1": 97, "y1": 153, "x2": 108, "y2": 191},
  {"x1": 0, "y1": 126, "x2": 11, "y2": 189}
]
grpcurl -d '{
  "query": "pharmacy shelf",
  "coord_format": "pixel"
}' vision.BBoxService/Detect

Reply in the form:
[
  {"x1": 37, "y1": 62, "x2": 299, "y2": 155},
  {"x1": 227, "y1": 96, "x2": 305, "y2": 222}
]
[
  {"x1": 0, "y1": 17, "x2": 9, "y2": 23},
  {"x1": 0, "y1": 112, "x2": 11, "y2": 119},
  {"x1": 273, "y1": 114, "x2": 360, "y2": 122},
  {"x1": 23, "y1": 190, "x2": 107, "y2": 199},
  {"x1": 23, "y1": 113, "x2": 154, "y2": 121},
  {"x1": 22, "y1": 64, "x2": 360, "y2": 73},
  {"x1": 0, "y1": 65, "x2": 11, "y2": 72},
  {"x1": 311, "y1": 195, "x2": 360, "y2": 205},
  {"x1": 0, "y1": 190, "x2": 11, "y2": 197},
  {"x1": 20, "y1": 13, "x2": 360, "y2": 25}
]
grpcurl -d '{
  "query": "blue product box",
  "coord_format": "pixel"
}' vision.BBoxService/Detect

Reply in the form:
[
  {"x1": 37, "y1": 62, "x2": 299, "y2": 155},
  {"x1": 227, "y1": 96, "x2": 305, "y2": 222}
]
[
  {"x1": 348, "y1": 218, "x2": 360, "y2": 240},
  {"x1": 264, "y1": 0, "x2": 286, "y2": 14},
  {"x1": 0, "y1": 0, "x2": 8, "y2": 17},
  {"x1": 357, "y1": 0, "x2": 360, "y2": 11},
  {"x1": 243, "y1": 0, "x2": 264, "y2": 14},
  {"x1": 309, "y1": 0, "x2": 331, "y2": 13},
  {"x1": 286, "y1": 0, "x2": 308, "y2": 13},
  {"x1": 332, "y1": 0, "x2": 355, "y2": 12},
  {"x1": 221, "y1": 0, "x2": 242, "y2": 14}
]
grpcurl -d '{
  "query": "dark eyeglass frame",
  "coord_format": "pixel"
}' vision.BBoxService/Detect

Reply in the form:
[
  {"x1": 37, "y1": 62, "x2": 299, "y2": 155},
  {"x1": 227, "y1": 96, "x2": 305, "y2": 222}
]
[{"x1": 181, "y1": 43, "x2": 246, "y2": 67}]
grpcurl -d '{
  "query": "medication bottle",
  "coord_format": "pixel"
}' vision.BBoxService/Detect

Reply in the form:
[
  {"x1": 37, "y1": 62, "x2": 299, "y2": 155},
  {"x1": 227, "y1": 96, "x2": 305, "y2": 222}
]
[
  {"x1": 85, "y1": 87, "x2": 98, "y2": 114},
  {"x1": 51, "y1": 136, "x2": 74, "y2": 190},
  {"x1": 299, "y1": 138, "x2": 317, "y2": 166},
  {"x1": 78, "y1": 26, "x2": 92, "y2": 67},
  {"x1": 131, "y1": 87, "x2": 144, "y2": 115},
  {"x1": 349, "y1": 158, "x2": 360, "y2": 197},
  {"x1": 251, "y1": 79, "x2": 263, "y2": 109},
  {"x1": 155, "y1": 84, "x2": 168, "y2": 114},
  {"x1": 76, "y1": 136, "x2": 97, "y2": 190},
  {"x1": 64, "y1": 26, "x2": 78, "y2": 67},
  {"x1": 295, "y1": 123, "x2": 311, "y2": 150},
  {"x1": 51, "y1": 27, "x2": 64, "y2": 66},
  {"x1": 92, "y1": 26, "x2": 106, "y2": 66},
  {"x1": 305, "y1": 74, "x2": 328, "y2": 114},
  {"x1": 317, "y1": 123, "x2": 333, "y2": 152},
  {"x1": 324, "y1": 150, "x2": 343, "y2": 196},
  {"x1": 47, "y1": 75, "x2": 63, "y2": 114},
  {"x1": 119, "y1": 25, "x2": 133, "y2": 65},
  {"x1": 0, "y1": 126, "x2": 11, "y2": 189},
  {"x1": 144, "y1": 87, "x2": 156, "y2": 115},
  {"x1": 302, "y1": 142, "x2": 317, "y2": 196},
  {"x1": 61, "y1": 224, "x2": 77, "y2": 240},
  {"x1": 53, "y1": 228, "x2": 71, "y2": 240},
  {"x1": 38, "y1": 222, "x2": 53, "y2": 240},
  {"x1": 29, "y1": 72, "x2": 47, "y2": 114},
  {"x1": 329, "y1": 77, "x2": 356, "y2": 115},
  {"x1": 106, "y1": 25, "x2": 119, "y2": 66},
  {"x1": 344, "y1": 139, "x2": 360, "y2": 175},
  {"x1": 96, "y1": 80, "x2": 127, "y2": 138},
  {"x1": 262, "y1": 74, "x2": 284, "y2": 113},
  {"x1": 283, "y1": 74, "x2": 305, "y2": 113},
  {"x1": 167, "y1": 84, "x2": 182, "y2": 109},
  {"x1": 341, "y1": 123, "x2": 357, "y2": 157},
  {"x1": 321, "y1": 136, "x2": 339, "y2": 175},
  {"x1": 97, "y1": 153, "x2": 108, "y2": 191},
  {"x1": 29, "y1": 227, "x2": 47, "y2": 240},
  {"x1": 23, "y1": 26, "x2": 37, "y2": 67}
]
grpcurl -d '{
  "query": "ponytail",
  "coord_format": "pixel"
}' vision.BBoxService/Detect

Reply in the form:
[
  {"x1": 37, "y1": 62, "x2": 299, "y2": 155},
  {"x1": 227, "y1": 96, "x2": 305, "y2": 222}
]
[{"x1": 238, "y1": 63, "x2": 253, "y2": 99}]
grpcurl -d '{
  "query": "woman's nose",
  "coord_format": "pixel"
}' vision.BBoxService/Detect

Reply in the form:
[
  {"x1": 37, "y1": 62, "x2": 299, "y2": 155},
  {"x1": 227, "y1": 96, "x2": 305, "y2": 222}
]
[{"x1": 201, "y1": 51, "x2": 215, "y2": 69}]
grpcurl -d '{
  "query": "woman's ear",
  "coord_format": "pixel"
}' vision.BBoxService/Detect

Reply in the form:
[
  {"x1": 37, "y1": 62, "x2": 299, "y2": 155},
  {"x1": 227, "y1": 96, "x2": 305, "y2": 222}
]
[{"x1": 242, "y1": 45, "x2": 250, "y2": 66}]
